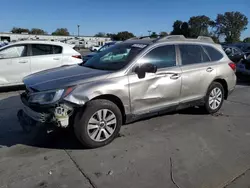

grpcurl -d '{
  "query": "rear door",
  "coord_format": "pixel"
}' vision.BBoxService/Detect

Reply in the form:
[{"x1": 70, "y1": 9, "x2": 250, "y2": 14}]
[
  {"x1": 178, "y1": 44, "x2": 217, "y2": 103},
  {"x1": 0, "y1": 44, "x2": 30, "y2": 86},
  {"x1": 30, "y1": 44, "x2": 63, "y2": 74}
]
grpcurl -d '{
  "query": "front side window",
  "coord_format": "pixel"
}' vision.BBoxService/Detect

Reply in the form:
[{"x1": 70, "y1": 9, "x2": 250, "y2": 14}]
[
  {"x1": 138, "y1": 45, "x2": 176, "y2": 69},
  {"x1": 179, "y1": 44, "x2": 210, "y2": 65},
  {"x1": 32, "y1": 44, "x2": 53, "y2": 56},
  {"x1": 83, "y1": 43, "x2": 147, "y2": 71},
  {"x1": 0, "y1": 45, "x2": 27, "y2": 59}
]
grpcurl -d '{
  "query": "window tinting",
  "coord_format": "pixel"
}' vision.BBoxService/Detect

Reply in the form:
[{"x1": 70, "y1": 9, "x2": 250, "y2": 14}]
[
  {"x1": 53, "y1": 45, "x2": 62, "y2": 54},
  {"x1": 204, "y1": 45, "x2": 223, "y2": 61},
  {"x1": 32, "y1": 44, "x2": 53, "y2": 56},
  {"x1": 0, "y1": 45, "x2": 27, "y2": 59},
  {"x1": 139, "y1": 45, "x2": 176, "y2": 69},
  {"x1": 179, "y1": 45, "x2": 205, "y2": 65}
]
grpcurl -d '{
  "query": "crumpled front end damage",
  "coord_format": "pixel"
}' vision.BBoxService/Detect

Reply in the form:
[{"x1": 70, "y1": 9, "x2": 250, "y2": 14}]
[
  {"x1": 17, "y1": 91, "x2": 74, "y2": 132},
  {"x1": 17, "y1": 76, "x2": 130, "y2": 133}
]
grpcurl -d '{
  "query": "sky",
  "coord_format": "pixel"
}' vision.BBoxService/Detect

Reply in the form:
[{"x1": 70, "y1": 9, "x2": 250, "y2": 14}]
[{"x1": 0, "y1": 0, "x2": 249, "y2": 38}]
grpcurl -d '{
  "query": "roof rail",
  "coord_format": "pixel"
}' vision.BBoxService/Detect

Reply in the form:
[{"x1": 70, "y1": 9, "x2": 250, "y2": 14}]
[
  {"x1": 126, "y1": 35, "x2": 214, "y2": 43},
  {"x1": 197, "y1": 36, "x2": 214, "y2": 43},
  {"x1": 126, "y1": 35, "x2": 153, "y2": 41},
  {"x1": 155, "y1": 35, "x2": 186, "y2": 42}
]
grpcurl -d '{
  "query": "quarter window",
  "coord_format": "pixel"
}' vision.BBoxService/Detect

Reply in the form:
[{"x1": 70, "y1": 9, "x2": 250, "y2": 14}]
[
  {"x1": 53, "y1": 45, "x2": 62, "y2": 54},
  {"x1": 138, "y1": 45, "x2": 176, "y2": 69},
  {"x1": 204, "y1": 45, "x2": 223, "y2": 61},
  {"x1": 0, "y1": 45, "x2": 27, "y2": 59},
  {"x1": 179, "y1": 44, "x2": 210, "y2": 65}
]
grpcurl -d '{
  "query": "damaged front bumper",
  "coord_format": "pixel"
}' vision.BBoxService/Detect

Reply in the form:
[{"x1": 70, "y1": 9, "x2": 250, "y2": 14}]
[{"x1": 17, "y1": 92, "x2": 74, "y2": 132}]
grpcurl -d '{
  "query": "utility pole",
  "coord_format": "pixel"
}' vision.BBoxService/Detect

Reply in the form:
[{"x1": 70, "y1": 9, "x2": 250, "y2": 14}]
[
  {"x1": 148, "y1": 30, "x2": 151, "y2": 36},
  {"x1": 77, "y1": 25, "x2": 80, "y2": 37}
]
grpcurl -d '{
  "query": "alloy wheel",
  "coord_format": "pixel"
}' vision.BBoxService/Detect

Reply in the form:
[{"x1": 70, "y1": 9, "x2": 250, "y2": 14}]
[
  {"x1": 87, "y1": 109, "x2": 117, "y2": 142},
  {"x1": 209, "y1": 87, "x2": 222, "y2": 110}
]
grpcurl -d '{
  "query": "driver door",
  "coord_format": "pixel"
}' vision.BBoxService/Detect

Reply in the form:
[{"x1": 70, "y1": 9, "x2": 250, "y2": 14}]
[{"x1": 128, "y1": 44, "x2": 182, "y2": 115}]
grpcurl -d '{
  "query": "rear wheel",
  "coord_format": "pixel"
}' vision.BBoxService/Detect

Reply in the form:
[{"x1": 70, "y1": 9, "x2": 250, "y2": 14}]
[
  {"x1": 203, "y1": 82, "x2": 224, "y2": 114},
  {"x1": 74, "y1": 99, "x2": 122, "y2": 148}
]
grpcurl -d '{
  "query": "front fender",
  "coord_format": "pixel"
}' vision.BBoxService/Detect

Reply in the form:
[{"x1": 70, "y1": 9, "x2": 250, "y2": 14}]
[{"x1": 64, "y1": 77, "x2": 130, "y2": 114}]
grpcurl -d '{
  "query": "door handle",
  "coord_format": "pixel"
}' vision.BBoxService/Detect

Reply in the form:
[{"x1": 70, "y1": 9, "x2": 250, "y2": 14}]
[
  {"x1": 53, "y1": 58, "x2": 60, "y2": 60},
  {"x1": 19, "y1": 61, "x2": 28, "y2": 64},
  {"x1": 155, "y1": 73, "x2": 166, "y2": 77},
  {"x1": 170, "y1": 73, "x2": 180, "y2": 80},
  {"x1": 206, "y1": 67, "x2": 214, "y2": 72}
]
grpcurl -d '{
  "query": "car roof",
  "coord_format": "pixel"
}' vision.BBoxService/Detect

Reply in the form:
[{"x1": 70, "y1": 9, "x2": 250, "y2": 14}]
[{"x1": 6, "y1": 40, "x2": 71, "y2": 47}]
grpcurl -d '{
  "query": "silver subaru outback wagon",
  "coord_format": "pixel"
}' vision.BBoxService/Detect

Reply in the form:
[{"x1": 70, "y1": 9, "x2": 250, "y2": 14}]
[{"x1": 18, "y1": 35, "x2": 236, "y2": 148}]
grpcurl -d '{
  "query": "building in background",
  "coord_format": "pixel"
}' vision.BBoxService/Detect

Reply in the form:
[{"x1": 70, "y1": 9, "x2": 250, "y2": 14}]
[{"x1": 0, "y1": 32, "x2": 111, "y2": 48}]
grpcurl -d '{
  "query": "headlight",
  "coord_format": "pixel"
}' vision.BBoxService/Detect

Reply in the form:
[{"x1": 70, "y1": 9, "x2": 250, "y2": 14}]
[{"x1": 29, "y1": 89, "x2": 64, "y2": 104}]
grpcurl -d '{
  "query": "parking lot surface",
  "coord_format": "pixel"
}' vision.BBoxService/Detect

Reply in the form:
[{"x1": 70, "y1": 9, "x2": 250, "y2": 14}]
[{"x1": 1, "y1": 83, "x2": 250, "y2": 188}]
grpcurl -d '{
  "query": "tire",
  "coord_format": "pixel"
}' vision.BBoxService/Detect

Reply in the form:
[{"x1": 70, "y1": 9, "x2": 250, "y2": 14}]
[
  {"x1": 74, "y1": 99, "x2": 122, "y2": 148},
  {"x1": 203, "y1": 82, "x2": 224, "y2": 114}
]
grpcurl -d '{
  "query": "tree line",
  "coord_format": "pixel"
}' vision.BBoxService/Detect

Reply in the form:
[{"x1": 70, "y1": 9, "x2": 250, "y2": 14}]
[
  {"x1": 170, "y1": 11, "x2": 248, "y2": 43},
  {"x1": 10, "y1": 27, "x2": 70, "y2": 36},
  {"x1": 96, "y1": 12, "x2": 249, "y2": 43},
  {"x1": 10, "y1": 11, "x2": 249, "y2": 43}
]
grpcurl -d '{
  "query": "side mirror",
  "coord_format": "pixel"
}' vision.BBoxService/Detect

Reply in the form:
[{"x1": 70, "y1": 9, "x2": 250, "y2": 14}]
[{"x1": 135, "y1": 63, "x2": 157, "y2": 79}]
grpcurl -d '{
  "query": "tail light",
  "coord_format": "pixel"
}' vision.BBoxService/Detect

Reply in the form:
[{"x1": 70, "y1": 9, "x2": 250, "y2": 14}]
[
  {"x1": 228, "y1": 62, "x2": 236, "y2": 72},
  {"x1": 72, "y1": 55, "x2": 82, "y2": 59}
]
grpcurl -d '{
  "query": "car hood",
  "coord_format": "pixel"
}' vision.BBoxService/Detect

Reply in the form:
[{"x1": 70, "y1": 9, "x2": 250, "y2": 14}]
[
  {"x1": 23, "y1": 65, "x2": 111, "y2": 91},
  {"x1": 86, "y1": 52, "x2": 97, "y2": 57}
]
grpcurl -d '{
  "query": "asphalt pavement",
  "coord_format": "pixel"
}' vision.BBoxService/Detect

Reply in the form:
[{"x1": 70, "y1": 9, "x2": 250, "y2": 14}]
[{"x1": 1, "y1": 83, "x2": 250, "y2": 188}]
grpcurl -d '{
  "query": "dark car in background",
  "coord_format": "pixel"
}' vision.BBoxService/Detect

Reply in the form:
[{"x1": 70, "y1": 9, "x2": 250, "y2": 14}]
[
  {"x1": 82, "y1": 41, "x2": 121, "y2": 62},
  {"x1": 222, "y1": 45, "x2": 246, "y2": 63},
  {"x1": 233, "y1": 43, "x2": 250, "y2": 57}
]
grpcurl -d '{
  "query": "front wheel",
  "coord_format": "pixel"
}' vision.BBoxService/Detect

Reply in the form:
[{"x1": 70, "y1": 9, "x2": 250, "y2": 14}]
[
  {"x1": 74, "y1": 99, "x2": 122, "y2": 148},
  {"x1": 203, "y1": 82, "x2": 224, "y2": 114}
]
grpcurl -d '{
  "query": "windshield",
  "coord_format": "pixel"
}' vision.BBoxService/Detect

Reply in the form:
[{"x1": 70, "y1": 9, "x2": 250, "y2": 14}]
[
  {"x1": 83, "y1": 43, "x2": 147, "y2": 71},
  {"x1": 98, "y1": 44, "x2": 111, "y2": 52}
]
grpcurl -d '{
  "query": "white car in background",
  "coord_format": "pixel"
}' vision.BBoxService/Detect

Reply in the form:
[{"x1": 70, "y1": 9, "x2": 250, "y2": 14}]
[
  {"x1": 90, "y1": 45, "x2": 101, "y2": 52},
  {"x1": 0, "y1": 41, "x2": 82, "y2": 87}
]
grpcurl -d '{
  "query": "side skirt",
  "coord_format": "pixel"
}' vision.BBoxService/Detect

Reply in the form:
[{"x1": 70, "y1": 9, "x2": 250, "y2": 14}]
[{"x1": 125, "y1": 98, "x2": 205, "y2": 124}]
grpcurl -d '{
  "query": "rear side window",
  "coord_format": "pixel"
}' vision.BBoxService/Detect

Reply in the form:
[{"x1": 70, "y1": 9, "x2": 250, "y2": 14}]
[
  {"x1": 53, "y1": 45, "x2": 62, "y2": 54},
  {"x1": 32, "y1": 44, "x2": 53, "y2": 56},
  {"x1": 203, "y1": 45, "x2": 223, "y2": 61},
  {"x1": 179, "y1": 44, "x2": 210, "y2": 65}
]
